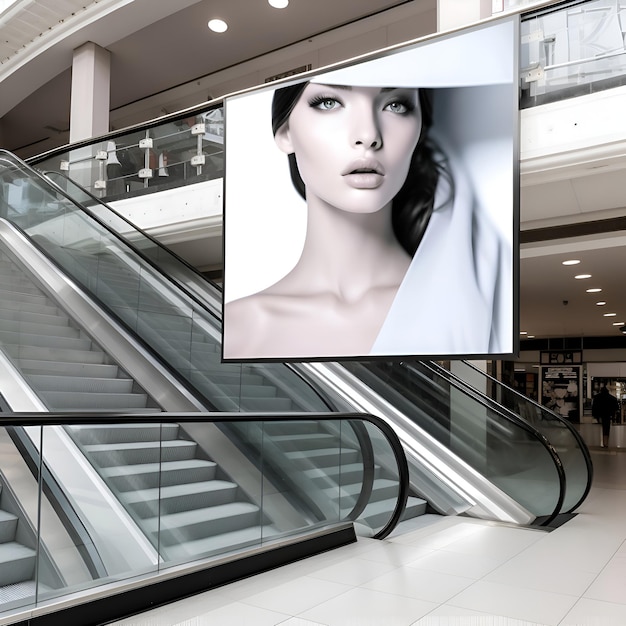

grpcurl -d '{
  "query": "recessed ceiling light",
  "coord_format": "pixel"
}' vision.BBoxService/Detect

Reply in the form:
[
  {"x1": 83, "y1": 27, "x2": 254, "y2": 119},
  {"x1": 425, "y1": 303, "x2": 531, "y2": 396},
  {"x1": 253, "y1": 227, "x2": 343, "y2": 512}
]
[
  {"x1": 562, "y1": 259, "x2": 580, "y2": 265},
  {"x1": 208, "y1": 18, "x2": 228, "y2": 32},
  {"x1": 603, "y1": 313, "x2": 617, "y2": 317},
  {"x1": 612, "y1": 322, "x2": 625, "y2": 326},
  {"x1": 268, "y1": 0, "x2": 289, "y2": 7},
  {"x1": 520, "y1": 331, "x2": 528, "y2": 335},
  {"x1": 586, "y1": 288, "x2": 602, "y2": 293},
  {"x1": 575, "y1": 274, "x2": 592, "y2": 279},
  {"x1": 596, "y1": 301, "x2": 607, "y2": 306},
  {"x1": 527, "y1": 335, "x2": 535, "y2": 338}
]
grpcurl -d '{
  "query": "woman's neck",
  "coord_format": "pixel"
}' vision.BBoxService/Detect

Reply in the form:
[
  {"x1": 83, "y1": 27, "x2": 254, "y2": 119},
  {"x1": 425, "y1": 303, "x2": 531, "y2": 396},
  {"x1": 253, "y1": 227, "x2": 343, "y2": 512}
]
[{"x1": 287, "y1": 197, "x2": 411, "y2": 302}]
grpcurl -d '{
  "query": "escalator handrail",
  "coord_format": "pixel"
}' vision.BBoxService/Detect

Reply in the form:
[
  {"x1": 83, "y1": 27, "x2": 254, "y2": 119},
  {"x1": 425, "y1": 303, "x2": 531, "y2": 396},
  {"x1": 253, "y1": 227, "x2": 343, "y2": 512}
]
[
  {"x1": 1, "y1": 411, "x2": 410, "y2": 541},
  {"x1": 0, "y1": 151, "x2": 224, "y2": 325},
  {"x1": 433, "y1": 359, "x2": 593, "y2": 513},
  {"x1": 1, "y1": 152, "x2": 337, "y2": 414},
  {"x1": 399, "y1": 360, "x2": 567, "y2": 526},
  {"x1": 42, "y1": 170, "x2": 223, "y2": 316}
]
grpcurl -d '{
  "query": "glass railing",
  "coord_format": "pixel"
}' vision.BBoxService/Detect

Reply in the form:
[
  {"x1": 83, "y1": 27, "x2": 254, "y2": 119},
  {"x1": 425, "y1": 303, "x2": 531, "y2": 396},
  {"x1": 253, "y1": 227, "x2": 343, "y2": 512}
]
[
  {"x1": 43, "y1": 170, "x2": 224, "y2": 318},
  {"x1": 341, "y1": 360, "x2": 566, "y2": 525},
  {"x1": 521, "y1": 0, "x2": 626, "y2": 107},
  {"x1": 439, "y1": 359, "x2": 592, "y2": 514},
  {"x1": 31, "y1": 105, "x2": 224, "y2": 203},
  {"x1": 0, "y1": 150, "x2": 332, "y2": 414},
  {"x1": 0, "y1": 411, "x2": 408, "y2": 623}
]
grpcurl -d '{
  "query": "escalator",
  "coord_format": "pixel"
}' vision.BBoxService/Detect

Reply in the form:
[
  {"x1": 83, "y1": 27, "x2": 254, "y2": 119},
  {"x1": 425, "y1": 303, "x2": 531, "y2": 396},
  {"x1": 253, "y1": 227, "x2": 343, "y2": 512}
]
[
  {"x1": 33, "y1": 164, "x2": 578, "y2": 526},
  {"x1": 0, "y1": 149, "x2": 581, "y2": 542},
  {"x1": 0, "y1": 411, "x2": 408, "y2": 624},
  {"x1": 415, "y1": 359, "x2": 592, "y2": 515}
]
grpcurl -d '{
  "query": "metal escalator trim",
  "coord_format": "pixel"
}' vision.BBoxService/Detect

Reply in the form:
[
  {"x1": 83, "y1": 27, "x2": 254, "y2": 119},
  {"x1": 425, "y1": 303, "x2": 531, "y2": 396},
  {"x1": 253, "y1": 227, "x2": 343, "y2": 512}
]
[
  {"x1": 7, "y1": 426, "x2": 108, "y2": 579},
  {"x1": 451, "y1": 359, "x2": 593, "y2": 514},
  {"x1": 0, "y1": 219, "x2": 206, "y2": 413},
  {"x1": 305, "y1": 361, "x2": 537, "y2": 526},
  {"x1": 0, "y1": 348, "x2": 47, "y2": 412}
]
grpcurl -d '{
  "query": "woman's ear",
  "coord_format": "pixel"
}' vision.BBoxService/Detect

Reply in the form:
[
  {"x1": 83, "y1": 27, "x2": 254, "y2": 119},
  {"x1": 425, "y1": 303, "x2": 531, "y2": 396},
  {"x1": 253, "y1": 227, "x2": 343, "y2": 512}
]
[{"x1": 274, "y1": 123, "x2": 294, "y2": 154}]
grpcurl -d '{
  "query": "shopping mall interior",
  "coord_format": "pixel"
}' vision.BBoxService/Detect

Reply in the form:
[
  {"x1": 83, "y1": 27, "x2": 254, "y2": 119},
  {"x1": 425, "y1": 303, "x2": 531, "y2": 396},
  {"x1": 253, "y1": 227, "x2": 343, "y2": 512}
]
[{"x1": 1, "y1": 0, "x2": 626, "y2": 624}]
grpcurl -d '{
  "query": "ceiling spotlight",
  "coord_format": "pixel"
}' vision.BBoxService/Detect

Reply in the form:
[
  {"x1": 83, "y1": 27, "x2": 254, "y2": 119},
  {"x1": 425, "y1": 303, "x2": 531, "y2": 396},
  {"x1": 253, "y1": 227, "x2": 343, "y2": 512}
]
[
  {"x1": 596, "y1": 301, "x2": 607, "y2": 306},
  {"x1": 621, "y1": 326, "x2": 626, "y2": 335},
  {"x1": 575, "y1": 274, "x2": 592, "y2": 279},
  {"x1": 612, "y1": 322, "x2": 625, "y2": 326},
  {"x1": 269, "y1": 0, "x2": 289, "y2": 7},
  {"x1": 562, "y1": 259, "x2": 580, "y2": 265},
  {"x1": 604, "y1": 313, "x2": 617, "y2": 317},
  {"x1": 208, "y1": 19, "x2": 228, "y2": 32},
  {"x1": 586, "y1": 288, "x2": 602, "y2": 293}
]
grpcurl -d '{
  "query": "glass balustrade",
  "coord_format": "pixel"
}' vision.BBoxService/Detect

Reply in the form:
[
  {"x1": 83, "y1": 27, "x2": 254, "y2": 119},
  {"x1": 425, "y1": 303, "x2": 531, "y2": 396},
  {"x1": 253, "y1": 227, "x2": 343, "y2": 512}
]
[
  {"x1": 0, "y1": 150, "x2": 331, "y2": 414},
  {"x1": 341, "y1": 360, "x2": 566, "y2": 524},
  {"x1": 521, "y1": 0, "x2": 626, "y2": 107},
  {"x1": 32, "y1": 106, "x2": 224, "y2": 202},
  {"x1": 440, "y1": 359, "x2": 592, "y2": 514},
  {"x1": 0, "y1": 411, "x2": 407, "y2": 622}
]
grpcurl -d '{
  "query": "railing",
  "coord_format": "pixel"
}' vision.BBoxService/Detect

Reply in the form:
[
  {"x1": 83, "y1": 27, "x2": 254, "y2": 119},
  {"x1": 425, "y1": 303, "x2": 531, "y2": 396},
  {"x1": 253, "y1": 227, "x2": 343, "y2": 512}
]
[
  {"x1": 0, "y1": 149, "x2": 333, "y2": 414},
  {"x1": 340, "y1": 360, "x2": 566, "y2": 526},
  {"x1": 440, "y1": 359, "x2": 592, "y2": 514},
  {"x1": 521, "y1": 0, "x2": 626, "y2": 107},
  {"x1": 0, "y1": 411, "x2": 408, "y2": 625},
  {"x1": 29, "y1": 103, "x2": 225, "y2": 204}
]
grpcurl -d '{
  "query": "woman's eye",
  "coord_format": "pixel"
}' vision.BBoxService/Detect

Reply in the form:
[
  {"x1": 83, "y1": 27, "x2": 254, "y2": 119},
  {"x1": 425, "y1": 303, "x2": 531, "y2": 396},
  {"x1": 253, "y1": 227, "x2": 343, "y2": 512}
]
[
  {"x1": 311, "y1": 97, "x2": 341, "y2": 110},
  {"x1": 385, "y1": 100, "x2": 410, "y2": 114}
]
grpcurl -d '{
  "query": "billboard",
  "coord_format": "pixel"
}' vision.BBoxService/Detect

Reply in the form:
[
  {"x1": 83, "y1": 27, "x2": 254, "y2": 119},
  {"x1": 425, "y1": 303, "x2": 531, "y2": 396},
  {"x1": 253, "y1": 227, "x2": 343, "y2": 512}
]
[{"x1": 222, "y1": 16, "x2": 519, "y2": 362}]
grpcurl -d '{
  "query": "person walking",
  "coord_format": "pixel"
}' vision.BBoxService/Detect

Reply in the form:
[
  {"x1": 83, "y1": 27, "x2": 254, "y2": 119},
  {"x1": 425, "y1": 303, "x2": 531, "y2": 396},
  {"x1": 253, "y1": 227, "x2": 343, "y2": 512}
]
[{"x1": 592, "y1": 386, "x2": 619, "y2": 448}]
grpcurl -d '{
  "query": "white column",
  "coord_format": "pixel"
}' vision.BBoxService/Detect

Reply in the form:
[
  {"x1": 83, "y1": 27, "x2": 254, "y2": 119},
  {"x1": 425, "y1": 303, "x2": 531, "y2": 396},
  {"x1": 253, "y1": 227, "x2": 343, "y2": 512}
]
[
  {"x1": 69, "y1": 42, "x2": 111, "y2": 190},
  {"x1": 437, "y1": 0, "x2": 492, "y2": 31},
  {"x1": 70, "y1": 41, "x2": 111, "y2": 143}
]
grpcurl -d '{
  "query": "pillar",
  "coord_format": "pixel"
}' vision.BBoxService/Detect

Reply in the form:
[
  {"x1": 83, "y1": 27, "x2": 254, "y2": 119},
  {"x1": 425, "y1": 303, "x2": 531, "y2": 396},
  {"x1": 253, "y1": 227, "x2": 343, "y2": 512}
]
[
  {"x1": 70, "y1": 42, "x2": 111, "y2": 142},
  {"x1": 69, "y1": 42, "x2": 111, "y2": 190}
]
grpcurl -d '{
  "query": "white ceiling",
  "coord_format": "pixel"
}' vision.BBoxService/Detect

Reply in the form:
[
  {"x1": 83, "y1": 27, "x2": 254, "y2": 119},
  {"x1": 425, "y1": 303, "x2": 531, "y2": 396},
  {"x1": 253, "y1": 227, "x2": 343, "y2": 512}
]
[{"x1": 1, "y1": 0, "x2": 625, "y2": 345}]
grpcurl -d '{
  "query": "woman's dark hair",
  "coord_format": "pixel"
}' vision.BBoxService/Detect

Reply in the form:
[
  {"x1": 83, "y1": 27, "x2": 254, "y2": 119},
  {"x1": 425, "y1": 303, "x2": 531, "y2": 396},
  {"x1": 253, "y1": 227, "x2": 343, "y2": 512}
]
[{"x1": 271, "y1": 81, "x2": 453, "y2": 256}]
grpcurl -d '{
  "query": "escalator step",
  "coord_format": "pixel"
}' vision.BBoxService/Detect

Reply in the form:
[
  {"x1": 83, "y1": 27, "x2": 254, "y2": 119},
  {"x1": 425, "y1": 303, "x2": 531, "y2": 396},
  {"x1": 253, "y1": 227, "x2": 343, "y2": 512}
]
[
  {"x1": 68, "y1": 423, "x2": 179, "y2": 445},
  {"x1": 82, "y1": 439, "x2": 198, "y2": 466}
]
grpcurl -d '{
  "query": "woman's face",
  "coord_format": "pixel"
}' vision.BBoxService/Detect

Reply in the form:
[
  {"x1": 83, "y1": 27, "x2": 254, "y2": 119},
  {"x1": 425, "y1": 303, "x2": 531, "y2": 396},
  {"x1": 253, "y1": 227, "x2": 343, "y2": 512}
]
[{"x1": 275, "y1": 83, "x2": 423, "y2": 214}]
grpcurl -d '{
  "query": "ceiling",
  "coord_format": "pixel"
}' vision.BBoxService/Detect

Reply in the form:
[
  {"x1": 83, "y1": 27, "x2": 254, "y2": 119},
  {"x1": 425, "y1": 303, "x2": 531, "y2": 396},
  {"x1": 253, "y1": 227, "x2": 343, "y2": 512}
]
[
  {"x1": 0, "y1": 0, "x2": 418, "y2": 155},
  {"x1": 1, "y1": 0, "x2": 626, "y2": 347}
]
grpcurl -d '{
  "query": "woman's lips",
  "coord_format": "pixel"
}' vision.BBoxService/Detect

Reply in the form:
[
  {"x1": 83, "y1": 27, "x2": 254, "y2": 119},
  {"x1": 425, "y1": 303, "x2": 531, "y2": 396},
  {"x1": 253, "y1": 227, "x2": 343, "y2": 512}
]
[{"x1": 342, "y1": 159, "x2": 384, "y2": 189}]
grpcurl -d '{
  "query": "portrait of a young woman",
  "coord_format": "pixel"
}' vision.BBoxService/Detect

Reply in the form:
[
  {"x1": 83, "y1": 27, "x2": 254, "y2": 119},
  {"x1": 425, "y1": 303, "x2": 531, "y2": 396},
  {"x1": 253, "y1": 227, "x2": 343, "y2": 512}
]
[{"x1": 222, "y1": 19, "x2": 516, "y2": 361}]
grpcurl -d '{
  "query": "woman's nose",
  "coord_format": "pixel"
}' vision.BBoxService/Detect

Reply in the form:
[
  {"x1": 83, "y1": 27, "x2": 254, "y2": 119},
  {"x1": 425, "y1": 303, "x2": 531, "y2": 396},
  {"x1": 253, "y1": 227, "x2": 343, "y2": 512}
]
[{"x1": 352, "y1": 115, "x2": 382, "y2": 149}]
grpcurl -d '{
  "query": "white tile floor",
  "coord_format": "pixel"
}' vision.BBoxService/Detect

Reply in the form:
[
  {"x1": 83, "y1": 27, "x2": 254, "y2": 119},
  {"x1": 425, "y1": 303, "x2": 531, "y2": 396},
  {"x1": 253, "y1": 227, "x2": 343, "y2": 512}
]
[{"x1": 109, "y1": 427, "x2": 626, "y2": 626}]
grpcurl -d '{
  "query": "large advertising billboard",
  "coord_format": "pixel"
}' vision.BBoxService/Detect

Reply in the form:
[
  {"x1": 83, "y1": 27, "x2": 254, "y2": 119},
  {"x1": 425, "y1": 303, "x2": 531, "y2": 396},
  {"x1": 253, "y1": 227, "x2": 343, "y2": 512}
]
[{"x1": 222, "y1": 16, "x2": 519, "y2": 362}]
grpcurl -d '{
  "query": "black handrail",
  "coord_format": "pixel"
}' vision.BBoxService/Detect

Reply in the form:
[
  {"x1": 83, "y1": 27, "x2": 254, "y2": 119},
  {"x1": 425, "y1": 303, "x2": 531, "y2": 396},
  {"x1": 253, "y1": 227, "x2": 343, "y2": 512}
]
[
  {"x1": 449, "y1": 359, "x2": 593, "y2": 513},
  {"x1": 403, "y1": 360, "x2": 566, "y2": 526},
  {"x1": 0, "y1": 151, "x2": 336, "y2": 414},
  {"x1": 1, "y1": 411, "x2": 409, "y2": 541}
]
